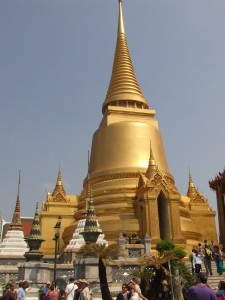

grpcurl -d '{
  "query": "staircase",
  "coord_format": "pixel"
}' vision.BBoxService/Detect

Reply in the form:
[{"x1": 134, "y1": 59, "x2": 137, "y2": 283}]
[{"x1": 199, "y1": 260, "x2": 225, "y2": 291}]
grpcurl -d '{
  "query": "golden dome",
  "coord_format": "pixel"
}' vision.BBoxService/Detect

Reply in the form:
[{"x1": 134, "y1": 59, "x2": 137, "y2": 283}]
[{"x1": 89, "y1": 113, "x2": 169, "y2": 178}]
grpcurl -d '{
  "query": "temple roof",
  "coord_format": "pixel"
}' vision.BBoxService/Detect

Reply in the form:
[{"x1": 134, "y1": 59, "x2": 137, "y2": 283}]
[
  {"x1": 102, "y1": 0, "x2": 149, "y2": 114},
  {"x1": 209, "y1": 168, "x2": 225, "y2": 191},
  {"x1": 49, "y1": 166, "x2": 69, "y2": 202},
  {"x1": 52, "y1": 166, "x2": 66, "y2": 197},
  {"x1": 187, "y1": 172, "x2": 208, "y2": 204}
]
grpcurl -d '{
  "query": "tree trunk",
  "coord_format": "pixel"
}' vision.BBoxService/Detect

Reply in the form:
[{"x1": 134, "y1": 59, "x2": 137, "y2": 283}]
[{"x1": 98, "y1": 258, "x2": 112, "y2": 300}]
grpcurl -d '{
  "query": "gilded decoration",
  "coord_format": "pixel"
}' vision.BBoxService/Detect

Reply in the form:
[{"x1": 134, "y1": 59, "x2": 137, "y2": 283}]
[
  {"x1": 192, "y1": 193, "x2": 208, "y2": 204},
  {"x1": 51, "y1": 193, "x2": 68, "y2": 203}
]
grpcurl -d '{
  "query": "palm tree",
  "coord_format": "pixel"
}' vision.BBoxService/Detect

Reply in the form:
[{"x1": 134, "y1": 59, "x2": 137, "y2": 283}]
[
  {"x1": 138, "y1": 251, "x2": 175, "y2": 299},
  {"x1": 139, "y1": 251, "x2": 175, "y2": 274},
  {"x1": 77, "y1": 243, "x2": 124, "y2": 300}
]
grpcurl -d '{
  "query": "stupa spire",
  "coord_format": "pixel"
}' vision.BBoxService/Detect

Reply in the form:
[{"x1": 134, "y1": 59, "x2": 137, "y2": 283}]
[
  {"x1": 102, "y1": 0, "x2": 149, "y2": 114},
  {"x1": 9, "y1": 170, "x2": 23, "y2": 231}
]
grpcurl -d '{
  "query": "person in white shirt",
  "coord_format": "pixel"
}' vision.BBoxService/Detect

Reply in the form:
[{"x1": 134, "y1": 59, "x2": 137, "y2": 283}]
[
  {"x1": 65, "y1": 278, "x2": 78, "y2": 300},
  {"x1": 193, "y1": 250, "x2": 203, "y2": 274}
]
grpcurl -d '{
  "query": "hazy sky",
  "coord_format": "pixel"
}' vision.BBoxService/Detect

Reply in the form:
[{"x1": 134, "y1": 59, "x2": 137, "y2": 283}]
[{"x1": 0, "y1": 0, "x2": 225, "y2": 226}]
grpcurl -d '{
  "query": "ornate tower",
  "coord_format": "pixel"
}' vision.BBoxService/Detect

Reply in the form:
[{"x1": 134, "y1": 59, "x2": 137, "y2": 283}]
[
  {"x1": 73, "y1": 0, "x2": 217, "y2": 249},
  {"x1": 0, "y1": 171, "x2": 29, "y2": 256},
  {"x1": 40, "y1": 167, "x2": 78, "y2": 255},
  {"x1": 25, "y1": 202, "x2": 45, "y2": 261}
]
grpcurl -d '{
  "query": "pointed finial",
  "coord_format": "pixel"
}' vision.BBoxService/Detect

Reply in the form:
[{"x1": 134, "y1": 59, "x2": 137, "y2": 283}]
[
  {"x1": 102, "y1": 0, "x2": 148, "y2": 113},
  {"x1": 9, "y1": 171, "x2": 23, "y2": 231},
  {"x1": 187, "y1": 169, "x2": 197, "y2": 199},
  {"x1": 146, "y1": 141, "x2": 157, "y2": 179},
  {"x1": 88, "y1": 150, "x2": 90, "y2": 178},
  {"x1": 28, "y1": 202, "x2": 42, "y2": 239},
  {"x1": 52, "y1": 166, "x2": 66, "y2": 198},
  {"x1": 118, "y1": 0, "x2": 125, "y2": 35},
  {"x1": 15, "y1": 170, "x2": 21, "y2": 213},
  {"x1": 58, "y1": 164, "x2": 62, "y2": 181}
]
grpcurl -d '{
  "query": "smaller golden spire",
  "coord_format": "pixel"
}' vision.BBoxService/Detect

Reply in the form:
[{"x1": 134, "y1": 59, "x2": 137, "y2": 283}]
[
  {"x1": 146, "y1": 141, "x2": 157, "y2": 179},
  {"x1": 187, "y1": 170, "x2": 197, "y2": 199},
  {"x1": 52, "y1": 166, "x2": 66, "y2": 198}
]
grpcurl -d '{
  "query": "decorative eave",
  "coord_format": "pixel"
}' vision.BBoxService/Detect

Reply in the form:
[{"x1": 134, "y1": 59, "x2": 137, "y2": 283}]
[
  {"x1": 209, "y1": 168, "x2": 225, "y2": 191},
  {"x1": 137, "y1": 169, "x2": 180, "y2": 198}
]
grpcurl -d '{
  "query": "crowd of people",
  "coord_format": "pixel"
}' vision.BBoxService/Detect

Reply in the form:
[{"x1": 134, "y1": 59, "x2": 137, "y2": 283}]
[
  {"x1": 41, "y1": 278, "x2": 92, "y2": 300},
  {"x1": 116, "y1": 277, "x2": 147, "y2": 300},
  {"x1": 4, "y1": 280, "x2": 30, "y2": 300},
  {"x1": 3, "y1": 240, "x2": 225, "y2": 300},
  {"x1": 189, "y1": 240, "x2": 225, "y2": 276}
]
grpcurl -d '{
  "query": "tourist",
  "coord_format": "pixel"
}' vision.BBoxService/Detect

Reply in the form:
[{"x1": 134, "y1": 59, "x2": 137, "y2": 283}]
[
  {"x1": 17, "y1": 281, "x2": 29, "y2": 300},
  {"x1": 41, "y1": 281, "x2": 51, "y2": 300},
  {"x1": 204, "y1": 240, "x2": 210, "y2": 248},
  {"x1": 77, "y1": 279, "x2": 92, "y2": 300},
  {"x1": 116, "y1": 283, "x2": 129, "y2": 300},
  {"x1": 216, "y1": 281, "x2": 225, "y2": 299},
  {"x1": 5, "y1": 283, "x2": 17, "y2": 300},
  {"x1": 73, "y1": 281, "x2": 82, "y2": 300},
  {"x1": 193, "y1": 250, "x2": 203, "y2": 274},
  {"x1": 158, "y1": 280, "x2": 171, "y2": 300},
  {"x1": 185, "y1": 272, "x2": 217, "y2": 300},
  {"x1": 128, "y1": 284, "x2": 139, "y2": 300},
  {"x1": 128, "y1": 277, "x2": 147, "y2": 300},
  {"x1": 65, "y1": 278, "x2": 78, "y2": 300},
  {"x1": 45, "y1": 283, "x2": 59, "y2": 300},
  {"x1": 197, "y1": 243, "x2": 204, "y2": 255},
  {"x1": 211, "y1": 240, "x2": 216, "y2": 255},
  {"x1": 214, "y1": 245, "x2": 225, "y2": 275},
  {"x1": 204, "y1": 244, "x2": 213, "y2": 276},
  {"x1": 189, "y1": 249, "x2": 196, "y2": 274}
]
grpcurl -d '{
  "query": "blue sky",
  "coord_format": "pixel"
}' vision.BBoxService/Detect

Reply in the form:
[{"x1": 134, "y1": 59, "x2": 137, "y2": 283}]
[{"x1": 0, "y1": 0, "x2": 225, "y2": 227}]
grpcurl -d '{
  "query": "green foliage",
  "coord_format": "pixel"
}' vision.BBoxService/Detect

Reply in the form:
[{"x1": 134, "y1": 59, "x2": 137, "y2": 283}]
[
  {"x1": 154, "y1": 240, "x2": 193, "y2": 297},
  {"x1": 77, "y1": 243, "x2": 124, "y2": 261},
  {"x1": 1, "y1": 282, "x2": 12, "y2": 292},
  {"x1": 38, "y1": 286, "x2": 44, "y2": 295},
  {"x1": 156, "y1": 239, "x2": 175, "y2": 253},
  {"x1": 132, "y1": 266, "x2": 155, "y2": 281},
  {"x1": 173, "y1": 247, "x2": 186, "y2": 259}
]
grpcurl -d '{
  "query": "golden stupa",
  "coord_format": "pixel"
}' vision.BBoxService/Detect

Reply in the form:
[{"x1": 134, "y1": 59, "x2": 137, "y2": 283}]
[{"x1": 40, "y1": 0, "x2": 217, "y2": 255}]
